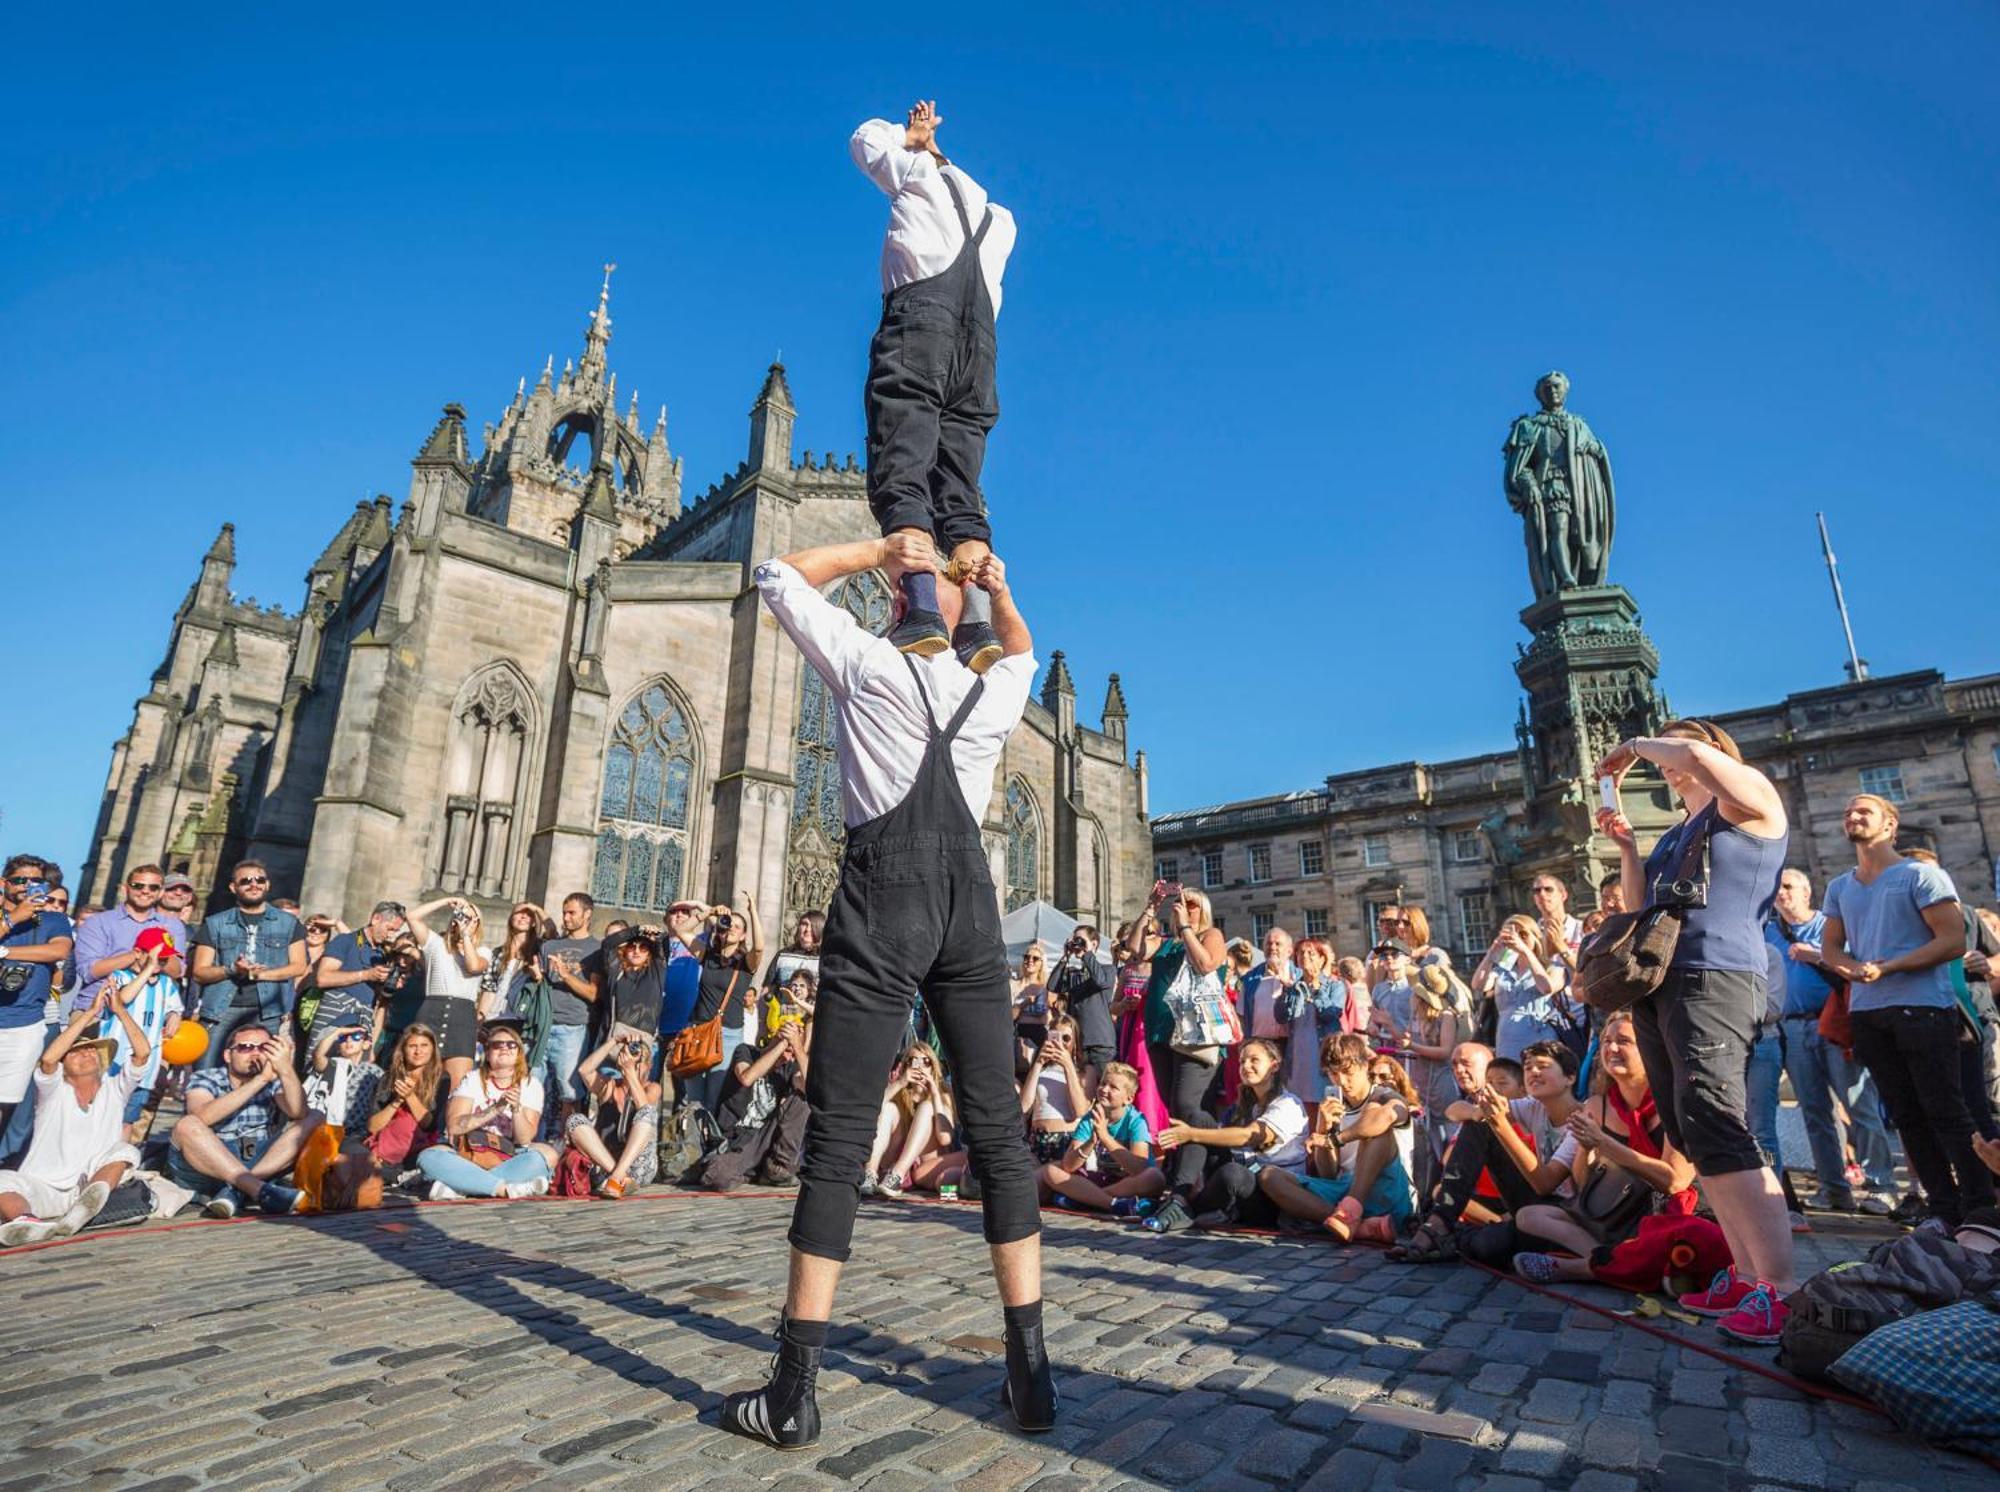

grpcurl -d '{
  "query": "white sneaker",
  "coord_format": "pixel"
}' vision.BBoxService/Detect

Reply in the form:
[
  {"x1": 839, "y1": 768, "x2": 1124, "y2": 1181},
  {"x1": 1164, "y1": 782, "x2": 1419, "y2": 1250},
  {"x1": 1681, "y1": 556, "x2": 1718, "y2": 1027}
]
[
  {"x1": 877, "y1": 1172, "x2": 906, "y2": 1199},
  {"x1": 0, "y1": 1216, "x2": 60, "y2": 1247},
  {"x1": 428, "y1": 1181, "x2": 464, "y2": 1201},
  {"x1": 498, "y1": 1176, "x2": 550, "y2": 1200},
  {"x1": 1856, "y1": 1194, "x2": 1894, "y2": 1217},
  {"x1": 203, "y1": 1193, "x2": 239, "y2": 1219},
  {"x1": 859, "y1": 1171, "x2": 879, "y2": 1198},
  {"x1": 51, "y1": 1181, "x2": 112, "y2": 1239}
]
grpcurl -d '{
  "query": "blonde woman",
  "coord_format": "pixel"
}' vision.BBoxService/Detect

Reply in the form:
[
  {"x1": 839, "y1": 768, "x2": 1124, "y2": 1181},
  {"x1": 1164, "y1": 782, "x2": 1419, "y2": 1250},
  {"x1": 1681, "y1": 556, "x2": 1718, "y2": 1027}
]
[
  {"x1": 1469, "y1": 915, "x2": 1568, "y2": 1062},
  {"x1": 1011, "y1": 945, "x2": 1051, "y2": 1069},
  {"x1": 1020, "y1": 1017, "x2": 1089, "y2": 1177},
  {"x1": 404, "y1": 897, "x2": 490, "y2": 1087},
  {"x1": 1133, "y1": 881, "x2": 1230, "y2": 1127}
]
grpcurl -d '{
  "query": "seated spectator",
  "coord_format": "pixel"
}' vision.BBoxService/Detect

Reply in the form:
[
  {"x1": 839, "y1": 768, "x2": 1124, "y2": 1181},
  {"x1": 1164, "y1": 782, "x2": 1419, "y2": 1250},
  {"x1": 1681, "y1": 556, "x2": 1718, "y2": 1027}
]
[
  {"x1": 1143, "y1": 1037, "x2": 1308, "y2": 1234},
  {"x1": 0, "y1": 982, "x2": 151, "y2": 1244},
  {"x1": 417, "y1": 1017, "x2": 559, "y2": 1199},
  {"x1": 100, "y1": 936, "x2": 181, "y2": 1140},
  {"x1": 303, "y1": 1024, "x2": 384, "y2": 1136},
  {"x1": 1039, "y1": 1061, "x2": 1165, "y2": 1215},
  {"x1": 1390, "y1": 1039, "x2": 1582, "y2": 1263},
  {"x1": 1486, "y1": 1057, "x2": 1525, "y2": 1099},
  {"x1": 865, "y1": 1044, "x2": 959, "y2": 1198},
  {"x1": 566, "y1": 1030, "x2": 664, "y2": 1197},
  {"x1": 698, "y1": 1013, "x2": 811, "y2": 1191},
  {"x1": 1469, "y1": 916, "x2": 1573, "y2": 1061},
  {"x1": 168, "y1": 1023, "x2": 322, "y2": 1218},
  {"x1": 1514, "y1": 1012, "x2": 1698, "y2": 1283},
  {"x1": 1260, "y1": 1033, "x2": 1413, "y2": 1242},
  {"x1": 363, "y1": 1023, "x2": 446, "y2": 1170},
  {"x1": 1020, "y1": 1016, "x2": 1090, "y2": 1175}
]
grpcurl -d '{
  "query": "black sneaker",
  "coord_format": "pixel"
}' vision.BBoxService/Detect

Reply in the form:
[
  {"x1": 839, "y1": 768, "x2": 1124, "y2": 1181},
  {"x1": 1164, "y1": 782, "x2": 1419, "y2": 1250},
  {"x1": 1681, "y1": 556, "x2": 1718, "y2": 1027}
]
[
  {"x1": 1142, "y1": 1197, "x2": 1193, "y2": 1234},
  {"x1": 951, "y1": 619, "x2": 1003, "y2": 674},
  {"x1": 888, "y1": 609, "x2": 950, "y2": 657},
  {"x1": 720, "y1": 1323, "x2": 823, "y2": 1451}
]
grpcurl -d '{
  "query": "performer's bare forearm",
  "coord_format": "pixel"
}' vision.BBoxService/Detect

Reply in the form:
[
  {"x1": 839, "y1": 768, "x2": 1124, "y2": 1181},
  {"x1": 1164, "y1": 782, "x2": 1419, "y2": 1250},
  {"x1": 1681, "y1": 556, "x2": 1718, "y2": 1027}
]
[
  {"x1": 992, "y1": 586, "x2": 1032, "y2": 659},
  {"x1": 778, "y1": 539, "x2": 888, "y2": 587}
]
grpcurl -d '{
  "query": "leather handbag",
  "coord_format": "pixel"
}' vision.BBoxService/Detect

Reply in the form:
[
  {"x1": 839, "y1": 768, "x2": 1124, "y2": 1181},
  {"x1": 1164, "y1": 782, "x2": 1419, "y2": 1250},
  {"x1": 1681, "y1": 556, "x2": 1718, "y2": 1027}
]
[
  {"x1": 1575, "y1": 806, "x2": 1716, "y2": 1013},
  {"x1": 667, "y1": 968, "x2": 739, "y2": 1078}
]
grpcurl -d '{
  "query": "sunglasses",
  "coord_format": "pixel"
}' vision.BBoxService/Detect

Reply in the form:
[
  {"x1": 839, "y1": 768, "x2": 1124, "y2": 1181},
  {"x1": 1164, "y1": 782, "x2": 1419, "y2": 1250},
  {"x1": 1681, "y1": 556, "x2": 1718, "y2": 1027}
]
[
  {"x1": 336, "y1": 1031, "x2": 368, "y2": 1042},
  {"x1": 129, "y1": 882, "x2": 163, "y2": 892},
  {"x1": 485, "y1": 1040, "x2": 520, "y2": 1051},
  {"x1": 236, "y1": 876, "x2": 269, "y2": 886},
  {"x1": 229, "y1": 1042, "x2": 270, "y2": 1054},
  {"x1": 3, "y1": 875, "x2": 41, "y2": 887}
]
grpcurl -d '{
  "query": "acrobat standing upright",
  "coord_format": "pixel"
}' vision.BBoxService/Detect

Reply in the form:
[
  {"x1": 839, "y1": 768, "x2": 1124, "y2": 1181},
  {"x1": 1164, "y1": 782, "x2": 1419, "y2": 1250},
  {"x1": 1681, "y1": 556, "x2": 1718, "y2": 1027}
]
[
  {"x1": 851, "y1": 99, "x2": 1018, "y2": 672},
  {"x1": 717, "y1": 533, "x2": 1054, "y2": 1450}
]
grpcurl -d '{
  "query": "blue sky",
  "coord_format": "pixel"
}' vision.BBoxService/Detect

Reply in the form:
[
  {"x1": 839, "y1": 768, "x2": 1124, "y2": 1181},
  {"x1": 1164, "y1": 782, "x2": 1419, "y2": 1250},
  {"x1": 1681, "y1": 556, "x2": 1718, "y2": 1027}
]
[{"x1": 4, "y1": 5, "x2": 1997, "y2": 877}]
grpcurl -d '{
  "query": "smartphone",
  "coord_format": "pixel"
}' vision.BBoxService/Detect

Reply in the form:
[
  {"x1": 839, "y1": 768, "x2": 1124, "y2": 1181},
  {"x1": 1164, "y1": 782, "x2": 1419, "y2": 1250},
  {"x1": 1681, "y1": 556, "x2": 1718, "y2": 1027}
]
[
  {"x1": 26, "y1": 881, "x2": 48, "y2": 900},
  {"x1": 1599, "y1": 776, "x2": 1619, "y2": 813},
  {"x1": 1158, "y1": 880, "x2": 1184, "y2": 907}
]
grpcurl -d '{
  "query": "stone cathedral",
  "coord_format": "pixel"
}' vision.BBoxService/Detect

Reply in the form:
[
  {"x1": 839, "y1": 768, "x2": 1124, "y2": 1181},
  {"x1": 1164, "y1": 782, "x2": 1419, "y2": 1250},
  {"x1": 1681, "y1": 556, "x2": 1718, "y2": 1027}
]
[{"x1": 81, "y1": 275, "x2": 1153, "y2": 929}]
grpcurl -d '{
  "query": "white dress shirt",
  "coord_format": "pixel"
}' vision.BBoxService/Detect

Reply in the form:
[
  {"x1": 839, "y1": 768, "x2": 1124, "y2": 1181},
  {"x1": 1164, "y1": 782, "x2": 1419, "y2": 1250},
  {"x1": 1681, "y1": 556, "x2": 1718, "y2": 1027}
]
[
  {"x1": 850, "y1": 118, "x2": 1018, "y2": 315},
  {"x1": 755, "y1": 560, "x2": 1034, "y2": 827}
]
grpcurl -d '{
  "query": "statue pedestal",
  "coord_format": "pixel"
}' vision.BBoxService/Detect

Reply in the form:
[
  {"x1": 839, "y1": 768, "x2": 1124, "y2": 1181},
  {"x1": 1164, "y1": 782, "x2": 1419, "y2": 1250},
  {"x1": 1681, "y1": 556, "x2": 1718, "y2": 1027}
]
[{"x1": 1510, "y1": 585, "x2": 1672, "y2": 903}]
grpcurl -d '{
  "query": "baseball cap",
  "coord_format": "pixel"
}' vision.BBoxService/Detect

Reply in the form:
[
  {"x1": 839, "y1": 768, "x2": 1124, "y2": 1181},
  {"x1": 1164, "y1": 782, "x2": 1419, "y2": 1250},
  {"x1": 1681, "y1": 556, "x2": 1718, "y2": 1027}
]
[
  {"x1": 134, "y1": 926, "x2": 181, "y2": 962},
  {"x1": 1372, "y1": 939, "x2": 1414, "y2": 957},
  {"x1": 162, "y1": 872, "x2": 194, "y2": 891}
]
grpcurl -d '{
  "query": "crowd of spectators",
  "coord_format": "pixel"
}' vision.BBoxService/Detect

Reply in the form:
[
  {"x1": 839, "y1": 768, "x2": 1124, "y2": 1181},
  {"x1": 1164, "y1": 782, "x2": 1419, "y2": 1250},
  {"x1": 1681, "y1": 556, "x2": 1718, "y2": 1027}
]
[{"x1": 4, "y1": 798, "x2": 1998, "y2": 1361}]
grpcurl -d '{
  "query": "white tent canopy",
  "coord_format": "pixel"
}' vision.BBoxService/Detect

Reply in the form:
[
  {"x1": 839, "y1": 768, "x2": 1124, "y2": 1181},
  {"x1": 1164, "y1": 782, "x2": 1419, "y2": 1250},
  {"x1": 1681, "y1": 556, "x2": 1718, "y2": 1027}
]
[{"x1": 1000, "y1": 899, "x2": 1078, "y2": 966}]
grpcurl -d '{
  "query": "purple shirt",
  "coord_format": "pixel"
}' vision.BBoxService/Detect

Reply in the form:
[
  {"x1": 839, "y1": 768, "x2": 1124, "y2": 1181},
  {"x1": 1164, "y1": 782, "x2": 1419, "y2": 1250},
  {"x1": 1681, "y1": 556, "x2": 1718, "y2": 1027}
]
[{"x1": 69, "y1": 906, "x2": 188, "y2": 1015}]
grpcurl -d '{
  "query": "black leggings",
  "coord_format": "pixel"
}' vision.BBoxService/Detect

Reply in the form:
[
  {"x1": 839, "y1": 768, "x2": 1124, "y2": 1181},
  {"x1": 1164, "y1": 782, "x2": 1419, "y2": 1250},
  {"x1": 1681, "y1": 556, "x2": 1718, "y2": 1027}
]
[
  {"x1": 1148, "y1": 1040, "x2": 1225, "y2": 1192},
  {"x1": 1428, "y1": 1120, "x2": 1541, "y2": 1224},
  {"x1": 1185, "y1": 1158, "x2": 1279, "y2": 1228}
]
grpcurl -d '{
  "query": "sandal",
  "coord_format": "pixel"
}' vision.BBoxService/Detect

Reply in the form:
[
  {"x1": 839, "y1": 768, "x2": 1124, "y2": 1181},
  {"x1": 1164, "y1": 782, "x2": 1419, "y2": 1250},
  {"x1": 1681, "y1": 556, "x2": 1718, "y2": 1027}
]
[
  {"x1": 1387, "y1": 1216, "x2": 1457, "y2": 1264},
  {"x1": 600, "y1": 1176, "x2": 631, "y2": 1200}
]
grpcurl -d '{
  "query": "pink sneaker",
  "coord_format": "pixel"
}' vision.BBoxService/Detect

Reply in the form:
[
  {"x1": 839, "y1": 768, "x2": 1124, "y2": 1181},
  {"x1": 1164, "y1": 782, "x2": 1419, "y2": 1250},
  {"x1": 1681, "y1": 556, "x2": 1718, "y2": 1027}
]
[
  {"x1": 1717, "y1": 1284, "x2": 1788, "y2": 1345},
  {"x1": 1679, "y1": 1267, "x2": 1753, "y2": 1317}
]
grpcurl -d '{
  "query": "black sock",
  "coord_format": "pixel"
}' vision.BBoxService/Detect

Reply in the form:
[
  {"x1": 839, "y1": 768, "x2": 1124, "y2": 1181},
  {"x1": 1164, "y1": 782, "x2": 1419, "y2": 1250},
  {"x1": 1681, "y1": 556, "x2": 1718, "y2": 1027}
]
[
  {"x1": 1002, "y1": 1300, "x2": 1043, "y2": 1334},
  {"x1": 783, "y1": 1316, "x2": 829, "y2": 1348}
]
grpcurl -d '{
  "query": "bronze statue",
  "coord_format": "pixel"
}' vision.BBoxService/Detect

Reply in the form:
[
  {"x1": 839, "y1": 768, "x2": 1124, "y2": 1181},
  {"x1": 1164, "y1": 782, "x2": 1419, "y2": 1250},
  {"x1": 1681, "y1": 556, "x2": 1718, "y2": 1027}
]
[{"x1": 1504, "y1": 371, "x2": 1616, "y2": 600}]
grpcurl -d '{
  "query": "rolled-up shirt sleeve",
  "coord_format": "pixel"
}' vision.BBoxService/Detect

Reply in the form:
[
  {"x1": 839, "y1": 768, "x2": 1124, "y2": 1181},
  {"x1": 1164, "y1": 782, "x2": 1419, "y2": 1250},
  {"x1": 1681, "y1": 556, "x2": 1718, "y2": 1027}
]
[
  {"x1": 851, "y1": 117, "x2": 917, "y2": 197},
  {"x1": 755, "y1": 560, "x2": 871, "y2": 698},
  {"x1": 71, "y1": 913, "x2": 116, "y2": 1009}
]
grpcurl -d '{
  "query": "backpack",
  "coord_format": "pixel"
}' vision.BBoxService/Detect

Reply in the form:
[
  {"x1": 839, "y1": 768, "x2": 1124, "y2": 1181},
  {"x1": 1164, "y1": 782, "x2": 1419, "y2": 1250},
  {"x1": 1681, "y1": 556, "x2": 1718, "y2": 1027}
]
[
  {"x1": 655, "y1": 1099, "x2": 724, "y2": 1185},
  {"x1": 1779, "y1": 1230, "x2": 2000, "y2": 1383}
]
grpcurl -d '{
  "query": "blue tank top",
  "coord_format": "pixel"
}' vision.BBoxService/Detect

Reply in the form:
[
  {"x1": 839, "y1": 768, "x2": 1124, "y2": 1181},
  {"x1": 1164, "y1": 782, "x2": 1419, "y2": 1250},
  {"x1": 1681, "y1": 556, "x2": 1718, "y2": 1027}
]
[{"x1": 1644, "y1": 805, "x2": 1788, "y2": 975}]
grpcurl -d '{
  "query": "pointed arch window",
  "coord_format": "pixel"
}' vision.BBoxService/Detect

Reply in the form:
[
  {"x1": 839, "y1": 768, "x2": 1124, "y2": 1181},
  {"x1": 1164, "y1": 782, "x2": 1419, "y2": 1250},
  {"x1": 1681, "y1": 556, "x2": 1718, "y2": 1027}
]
[
  {"x1": 440, "y1": 666, "x2": 535, "y2": 896},
  {"x1": 1004, "y1": 779, "x2": 1041, "y2": 912},
  {"x1": 785, "y1": 572, "x2": 892, "y2": 921},
  {"x1": 592, "y1": 679, "x2": 698, "y2": 913}
]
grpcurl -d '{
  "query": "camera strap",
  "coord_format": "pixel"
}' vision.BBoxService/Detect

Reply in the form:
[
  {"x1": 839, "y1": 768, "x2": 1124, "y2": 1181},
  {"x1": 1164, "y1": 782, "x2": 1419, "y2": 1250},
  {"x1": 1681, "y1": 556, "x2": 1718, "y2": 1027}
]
[{"x1": 1650, "y1": 804, "x2": 1716, "y2": 909}]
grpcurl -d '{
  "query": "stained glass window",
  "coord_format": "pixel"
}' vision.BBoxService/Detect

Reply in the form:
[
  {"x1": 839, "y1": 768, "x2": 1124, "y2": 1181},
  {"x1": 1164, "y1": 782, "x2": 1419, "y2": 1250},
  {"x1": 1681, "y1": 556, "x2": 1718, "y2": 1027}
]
[
  {"x1": 1004, "y1": 779, "x2": 1039, "y2": 912},
  {"x1": 592, "y1": 679, "x2": 698, "y2": 912}
]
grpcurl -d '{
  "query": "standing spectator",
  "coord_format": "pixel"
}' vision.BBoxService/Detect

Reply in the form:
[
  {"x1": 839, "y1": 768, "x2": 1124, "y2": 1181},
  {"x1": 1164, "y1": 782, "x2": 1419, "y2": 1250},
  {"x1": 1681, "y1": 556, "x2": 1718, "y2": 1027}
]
[
  {"x1": 1136, "y1": 882, "x2": 1230, "y2": 1132},
  {"x1": 314, "y1": 902, "x2": 409, "y2": 1048},
  {"x1": 70, "y1": 864, "x2": 187, "y2": 1013},
  {"x1": 188, "y1": 861, "x2": 307, "y2": 1069},
  {"x1": 601, "y1": 922, "x2": 672, "y2": 1048},
  {"x1": 763, "y1": 910, "x2": 825, "y2": 1043},
  {"x1": 1110, "y1": 920, "x2": 1169, "y2": 1139},
  {"x1": 680, "y1": 897, "x2": 764, "y2": 1111},
  {"x1": 564, "y1": 1031, "x2": 663, "y2": 1196},
  {"x1": 158, "y1": 872, "x2": 199, "y2": 932},
  {"x1": 1469, "y1": 917, "x2": 1571, "y2": 1061},
  {"x1": 405, "y1": 897, "x2": 490, "y2": 1088},
  {"x1": 1011, "y1": 944, "x2": 1052, "y2": 1071},
  {"x1": 1530, "y1": 873, "x2": 1584, "y2": 967},
  {"x1": 1817, "y1": 795, "x2": 1996, "y2": 1227},
  {"x1": 168, "y1": 1024, "x2": 321, "y2": 1217},
  {"x1": 363, "y1": 1023, "x2": 446, "y2": 1171},
  {"x1": 1239, "y1": 927, "x2": 1297, "y2": 1062},
  {"x1": 1366, "y1": 939, "x2": 1419, "y2": 1048},
  {"x1": 0, "y1": 981, "x2": 151, "y2": 1244},
  {"x1": 539, "y1": 892, "x2": 603, "y2": 1138},
  {"x1": 417, "y1": 1016, "x2": 559, "y2": 1199},
  {"x1": 1277, "y1": 936, "x2": 1363, "y2": 1103},
  {"x1": 1404, "y1": 962, "x2": 1469, "y2": 1197},
  {"x1": 289, "y1": 914, "x2": 340, "y2": 1043},
  {"x1": 483, "y1": 903, "x2": 548, "y2": 1019},
  {"x1": 1143, "y1": 1037, "x2": 1307, "y2": 1233},
  {"x1": 1598, "y1": 871, "x2": 1627, "y2": 916},
  {"x1": 1903, "y1": 848, "x2": 2000, "y2": 1141},
  {"x1": 1, "y1": 854, "x2": 74, "y2": 1149},
  {"x1": 1768, "y1": 868, "x2": 1898, "y2": 1213},
  {"x1": 1597, "y1": 719, "x2": 1795, "y2": 1343},
  {"x1": 1049, "y1": 926, "x2": 1113, "y2": 1092}
]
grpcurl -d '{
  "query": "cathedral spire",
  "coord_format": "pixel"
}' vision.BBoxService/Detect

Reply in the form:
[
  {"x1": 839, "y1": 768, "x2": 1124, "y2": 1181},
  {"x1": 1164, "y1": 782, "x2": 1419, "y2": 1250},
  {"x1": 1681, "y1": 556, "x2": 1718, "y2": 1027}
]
[
  {"x1": 579, "y1": 261, "x2": 616, "y2": 387},
  {"x1": 1100, "y1": 672, "x2": 1129, "y2": 744},
  {"x1": 747, "y1": 361, "x2": 796, "y2": 475},
  {"x1": 1041, "y1": 650, "x2": 1076, "y2": 711}
]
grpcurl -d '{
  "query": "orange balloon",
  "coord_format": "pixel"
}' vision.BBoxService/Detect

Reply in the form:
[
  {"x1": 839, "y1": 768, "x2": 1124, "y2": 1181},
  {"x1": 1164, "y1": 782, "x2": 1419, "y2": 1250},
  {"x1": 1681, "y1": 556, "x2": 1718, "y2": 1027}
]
[{"x1": 160, "y1": 1021, "x2": 208, "y2": 1067}]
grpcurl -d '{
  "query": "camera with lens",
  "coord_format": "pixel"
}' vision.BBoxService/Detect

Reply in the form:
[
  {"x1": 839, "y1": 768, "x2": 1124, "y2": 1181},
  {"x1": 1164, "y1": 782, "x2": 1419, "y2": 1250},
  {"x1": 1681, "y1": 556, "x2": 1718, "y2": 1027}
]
[
  {"x1": 715, "y1": 912, "x2": 733, "y2": 932},
  {"x1": 1064, "y1": 934, "x2": 1087, "y2": 955}
]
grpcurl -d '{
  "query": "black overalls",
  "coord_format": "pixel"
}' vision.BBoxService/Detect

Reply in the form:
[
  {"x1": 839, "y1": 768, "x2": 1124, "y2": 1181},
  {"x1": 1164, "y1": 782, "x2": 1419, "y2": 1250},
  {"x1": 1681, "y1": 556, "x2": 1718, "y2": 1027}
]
[
  {"x1": 863, "y1": 168, "x2": 999, "y2": 557},
  {"x1": 789, "y1": 656, "x2": 1039, "y2": 1262}
]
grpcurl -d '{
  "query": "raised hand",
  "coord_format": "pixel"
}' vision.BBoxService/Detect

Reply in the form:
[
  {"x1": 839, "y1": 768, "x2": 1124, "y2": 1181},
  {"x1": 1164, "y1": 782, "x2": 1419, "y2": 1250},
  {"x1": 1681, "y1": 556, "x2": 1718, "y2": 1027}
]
[{"x1": 880, "y1": 530, "x2": 940, "y2": 578}]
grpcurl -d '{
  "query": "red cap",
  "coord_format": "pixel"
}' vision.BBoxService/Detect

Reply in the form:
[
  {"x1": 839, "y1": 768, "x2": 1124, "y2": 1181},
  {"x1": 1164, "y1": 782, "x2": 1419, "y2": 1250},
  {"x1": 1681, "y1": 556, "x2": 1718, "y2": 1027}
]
[{"x1": 134, "y1": 926, "x2": 180, "y2": 962}]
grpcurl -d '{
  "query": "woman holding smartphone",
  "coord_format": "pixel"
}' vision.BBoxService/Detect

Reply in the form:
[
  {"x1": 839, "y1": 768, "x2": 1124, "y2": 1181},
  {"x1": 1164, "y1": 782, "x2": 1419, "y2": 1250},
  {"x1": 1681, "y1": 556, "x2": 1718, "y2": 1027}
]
[{"x1": 1595, "y1": 719, "x2": 1792, "y2": 1345}]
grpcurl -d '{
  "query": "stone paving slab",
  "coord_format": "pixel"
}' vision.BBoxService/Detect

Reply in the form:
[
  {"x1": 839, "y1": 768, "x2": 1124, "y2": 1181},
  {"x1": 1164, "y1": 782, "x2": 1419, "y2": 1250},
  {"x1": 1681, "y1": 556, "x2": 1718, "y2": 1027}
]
[{"x1": 0, "y1": 1191, "x2": 1986, "y2": 1490}]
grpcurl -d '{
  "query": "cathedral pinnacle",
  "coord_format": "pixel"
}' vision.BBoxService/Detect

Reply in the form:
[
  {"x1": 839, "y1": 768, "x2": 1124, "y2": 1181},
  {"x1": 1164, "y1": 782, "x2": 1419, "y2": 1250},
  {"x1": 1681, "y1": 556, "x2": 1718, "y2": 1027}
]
[
  {"x1": 204, "y1": 522, "x2": 237, "y2": 565},
  {"x1": 1041, "y1": 649, "x2": 1076, "y2": 710},
  {"x1": 1102, "y1": 672, "x2": 1129, "y2": 720},
  {"x1": 579, "y1": 261, "x2": 616, "y2": 386}
]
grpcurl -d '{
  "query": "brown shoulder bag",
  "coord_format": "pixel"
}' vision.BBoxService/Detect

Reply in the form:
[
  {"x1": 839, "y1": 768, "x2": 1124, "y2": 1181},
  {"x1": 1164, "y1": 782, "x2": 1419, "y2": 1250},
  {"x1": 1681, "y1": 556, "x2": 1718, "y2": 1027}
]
[{"x1": 667, "y1": 968, "x2": 740, "y2": 1079}]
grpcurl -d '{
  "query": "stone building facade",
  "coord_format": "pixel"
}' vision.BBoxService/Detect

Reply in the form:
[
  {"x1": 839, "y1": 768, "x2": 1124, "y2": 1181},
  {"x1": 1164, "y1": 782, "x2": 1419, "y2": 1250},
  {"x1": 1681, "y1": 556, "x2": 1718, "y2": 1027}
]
[
  {"x1": 82, "y1": 276, "x2": 1151, "y2": 930},
  {"x1": 1152, "y1": 669, "x2": 2000, "y2": 964}
]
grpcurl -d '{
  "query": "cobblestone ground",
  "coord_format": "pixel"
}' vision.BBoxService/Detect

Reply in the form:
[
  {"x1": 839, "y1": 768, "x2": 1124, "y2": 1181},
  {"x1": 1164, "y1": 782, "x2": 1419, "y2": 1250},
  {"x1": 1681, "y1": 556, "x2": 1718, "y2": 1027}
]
[{"x1": 0, "y1": 1192, "x2": 1985, "y2": 1491}]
